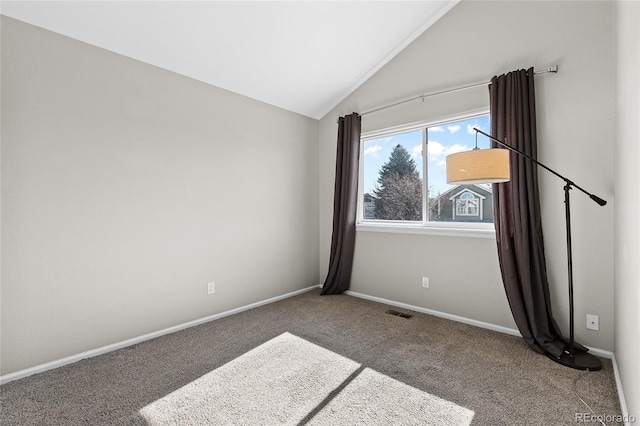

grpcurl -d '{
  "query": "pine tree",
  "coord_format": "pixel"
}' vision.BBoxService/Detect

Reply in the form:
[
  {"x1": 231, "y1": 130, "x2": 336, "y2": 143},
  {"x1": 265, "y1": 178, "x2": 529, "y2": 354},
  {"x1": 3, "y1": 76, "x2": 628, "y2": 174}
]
[{"x1": 373, "y1": 145, "x2": 423, "y2": 220}]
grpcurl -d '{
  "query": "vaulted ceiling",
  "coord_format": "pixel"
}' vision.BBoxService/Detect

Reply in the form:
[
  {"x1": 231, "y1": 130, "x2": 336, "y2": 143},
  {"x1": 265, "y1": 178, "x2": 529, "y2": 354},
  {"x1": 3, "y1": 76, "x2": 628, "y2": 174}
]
[{"x1": 1, "y1": 1, "x2": 459, "y2": 119}]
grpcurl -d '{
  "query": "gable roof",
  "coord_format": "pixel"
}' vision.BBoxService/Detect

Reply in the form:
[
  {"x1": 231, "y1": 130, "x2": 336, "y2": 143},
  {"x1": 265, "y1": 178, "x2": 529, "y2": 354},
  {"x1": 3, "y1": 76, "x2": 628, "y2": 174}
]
[
  {"x1": 448, "y1": 188, "x2": 487, "y2": 201},
  {"x1": 435, "y1": 184, "x2": 493, "y2": 200}
]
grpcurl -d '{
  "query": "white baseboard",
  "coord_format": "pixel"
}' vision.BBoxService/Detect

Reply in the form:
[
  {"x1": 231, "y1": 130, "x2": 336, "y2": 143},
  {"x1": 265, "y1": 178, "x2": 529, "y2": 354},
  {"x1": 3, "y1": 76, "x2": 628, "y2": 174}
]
[
  {"x1": 343, "y1": 290, "x2": 614, "y2": 359},
  {"x1": 345, "y1": 289, "x2": 521, "y2": 336},
  {"x1": 612, "y1": 354, "x2": 633, "y2": 426},
  {"x1": 1, "y1": 284, "x2": 619, "y2": 390},
  {"x1": 345, "y1": 290, "x2": 630, "y2": 420},
  {"x1": 586, "y1": 346, "x2": 614, "y2": 359},
  {"x1": 0, "y1": 285, "x2": 320, "y2": 385}
]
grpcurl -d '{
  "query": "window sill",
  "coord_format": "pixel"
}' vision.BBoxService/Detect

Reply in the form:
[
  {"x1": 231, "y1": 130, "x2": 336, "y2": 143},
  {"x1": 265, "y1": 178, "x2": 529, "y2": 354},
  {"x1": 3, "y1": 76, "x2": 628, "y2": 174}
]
[{"x1": 356, "y1": 222, "x2": 496, "y2": 239}]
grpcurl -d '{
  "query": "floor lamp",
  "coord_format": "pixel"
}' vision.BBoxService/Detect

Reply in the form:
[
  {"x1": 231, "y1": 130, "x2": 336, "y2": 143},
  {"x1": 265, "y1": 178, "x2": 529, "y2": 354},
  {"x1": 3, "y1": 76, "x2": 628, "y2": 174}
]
[{"x1": 446, "y1": 128, "x2": 605, "y2": 371}]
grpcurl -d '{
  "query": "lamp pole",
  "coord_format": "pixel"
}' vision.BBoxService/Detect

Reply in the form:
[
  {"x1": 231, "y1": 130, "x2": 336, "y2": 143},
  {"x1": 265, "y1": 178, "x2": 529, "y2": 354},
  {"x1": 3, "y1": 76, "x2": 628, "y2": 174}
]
[{"x1": 474, "y1": 128, "x2": 605, "y2": 371}]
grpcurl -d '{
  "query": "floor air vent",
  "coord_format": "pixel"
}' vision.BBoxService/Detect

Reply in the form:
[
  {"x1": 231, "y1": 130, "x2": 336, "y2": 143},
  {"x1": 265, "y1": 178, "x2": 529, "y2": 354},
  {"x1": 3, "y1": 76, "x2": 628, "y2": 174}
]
[{"x1": 385, "y1": 309, "x2": 413, "y2": 319}]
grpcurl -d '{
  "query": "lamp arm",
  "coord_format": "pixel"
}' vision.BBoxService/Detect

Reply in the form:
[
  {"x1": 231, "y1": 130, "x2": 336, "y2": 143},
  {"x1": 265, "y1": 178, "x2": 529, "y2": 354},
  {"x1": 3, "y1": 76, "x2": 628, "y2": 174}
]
[{"x1": 473, "y1": 128, "x2": 606, "y2": 206}]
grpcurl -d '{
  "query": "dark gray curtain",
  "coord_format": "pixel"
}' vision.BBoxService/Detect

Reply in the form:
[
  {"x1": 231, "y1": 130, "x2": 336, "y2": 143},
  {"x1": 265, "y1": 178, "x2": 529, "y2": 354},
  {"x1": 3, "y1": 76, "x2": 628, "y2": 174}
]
[
  {"x1": 321, "y1": 113, "x2": 361, "y2": 295},
  {"x1": 489, "y1": 68, "x2": 568, "y2": 357}
]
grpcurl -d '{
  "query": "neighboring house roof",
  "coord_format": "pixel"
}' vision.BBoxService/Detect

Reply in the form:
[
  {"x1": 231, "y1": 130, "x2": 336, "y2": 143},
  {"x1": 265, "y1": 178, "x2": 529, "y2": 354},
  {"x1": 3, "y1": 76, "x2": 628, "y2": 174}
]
[
  {"x1": 448, "y1": 187, "x2": 487, "y2": 201},
  {"x1": 435, "y1": 184, "x2": 492, "y2": 201}
]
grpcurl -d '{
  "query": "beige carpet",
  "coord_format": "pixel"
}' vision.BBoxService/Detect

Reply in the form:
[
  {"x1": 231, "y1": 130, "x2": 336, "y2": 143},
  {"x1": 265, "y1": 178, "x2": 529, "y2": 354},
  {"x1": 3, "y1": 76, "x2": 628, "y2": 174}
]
[
  {"x1": 139, "y1": 332, "x2": 474, "y2": 425},
  {"x1": 0, "y1": 289, "x2": 623, "y2": 425},
  {"x1": 308, "y1": 367, "x2": 474, "y2": 425},
  {"x1": 139, "y1": 332, "x2": 361, "y2": 425}
]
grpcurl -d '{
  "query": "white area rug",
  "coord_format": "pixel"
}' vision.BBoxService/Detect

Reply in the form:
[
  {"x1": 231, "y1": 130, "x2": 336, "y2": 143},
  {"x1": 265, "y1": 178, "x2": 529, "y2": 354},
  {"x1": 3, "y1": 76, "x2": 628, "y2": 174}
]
[
  {"x1": 140, "y1": 332, "x2": 474, "y2": 425},
  {"x1": 308, "y1": 367, "x2": 474, "y2": 425}
]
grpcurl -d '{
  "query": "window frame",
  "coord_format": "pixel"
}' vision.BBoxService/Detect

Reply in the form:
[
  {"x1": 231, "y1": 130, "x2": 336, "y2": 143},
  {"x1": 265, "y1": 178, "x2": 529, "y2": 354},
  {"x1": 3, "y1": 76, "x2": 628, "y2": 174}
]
[
  {"x1": 455, "y1": 193, "x2": 480, "y2": 217},
  {"x1": 356, "y1": 109, "x2": 495, "y2": 239},
  {"x1": 450, "y1": 189, "x2": 486, "y2": 220}
]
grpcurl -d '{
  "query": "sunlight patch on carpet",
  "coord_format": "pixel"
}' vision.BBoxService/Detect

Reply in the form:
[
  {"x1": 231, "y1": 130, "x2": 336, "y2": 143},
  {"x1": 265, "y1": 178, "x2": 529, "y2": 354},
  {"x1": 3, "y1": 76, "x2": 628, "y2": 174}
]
[
  {"x1": 308, "y1": 367, "x2": 474, "y2": 425},
  {"x1": 140, "y1": 332, "x2": 474, "y2": 425},
  {"x1": 140, "y1": 332, "x2": 360, "y2": 425}
]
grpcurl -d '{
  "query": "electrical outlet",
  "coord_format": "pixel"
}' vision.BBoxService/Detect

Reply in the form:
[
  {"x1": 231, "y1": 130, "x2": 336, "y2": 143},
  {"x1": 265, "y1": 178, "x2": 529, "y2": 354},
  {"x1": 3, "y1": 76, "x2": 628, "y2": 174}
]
[
  {"x1": 422, "y1": 277, "x2": 429, "y2": 288},
  {"x1": 207, "y1": 282, "x2": 215, "y2": 295},
  {"x1": 586, "y1": 314, "x2": 599, "y2": 331}
]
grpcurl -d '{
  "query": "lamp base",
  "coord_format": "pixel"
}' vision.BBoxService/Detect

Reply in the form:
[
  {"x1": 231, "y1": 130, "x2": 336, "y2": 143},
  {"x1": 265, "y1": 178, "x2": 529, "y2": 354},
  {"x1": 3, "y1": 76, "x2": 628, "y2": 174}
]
[{"x1": 545, "y1": 347, "x2": 602, "y2": 371}]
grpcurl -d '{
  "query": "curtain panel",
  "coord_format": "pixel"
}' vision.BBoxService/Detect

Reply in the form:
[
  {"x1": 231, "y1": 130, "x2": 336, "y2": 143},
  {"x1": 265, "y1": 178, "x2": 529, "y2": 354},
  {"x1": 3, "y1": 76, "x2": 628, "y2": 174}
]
[
  {"x1": 321, "y1": 113, "x2": 361, "y2": 295},
  {"x1": 489, "y1": 69, "x2": 569, "y2": 357}
]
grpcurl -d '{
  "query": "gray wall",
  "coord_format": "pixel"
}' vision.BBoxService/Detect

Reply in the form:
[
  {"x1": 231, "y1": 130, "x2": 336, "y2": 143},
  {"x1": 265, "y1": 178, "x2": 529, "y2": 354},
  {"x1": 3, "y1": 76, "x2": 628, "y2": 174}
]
[
  {"x1": 1, "y1": 17, "x2": 319, "y2": 375},
  {"x1": 319, "y1": 1, "x2": 615, "y2": 350},
  {"x1": 3, "y1": 4, "x2": 635, "y2": 414},
  {"x1": 614, "y1": 0, "x2": 640, "y2": 418}
]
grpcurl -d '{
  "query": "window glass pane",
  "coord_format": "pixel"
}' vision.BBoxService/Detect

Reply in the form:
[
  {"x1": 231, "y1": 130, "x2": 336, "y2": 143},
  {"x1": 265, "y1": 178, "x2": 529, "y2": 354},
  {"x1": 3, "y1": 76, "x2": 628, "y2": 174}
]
[
  {"x1": 468, "y1": 200, "x2": 479, "y2": 215},
  {"x1": 359, "y1": 113, "x2": 493, "y2": 228},
  {"x1": 362, "y1": 130, "x2": 423, "y2": 221},
  {"x1": 427, "y1": 115, "x2": 492, "y2": 223}
]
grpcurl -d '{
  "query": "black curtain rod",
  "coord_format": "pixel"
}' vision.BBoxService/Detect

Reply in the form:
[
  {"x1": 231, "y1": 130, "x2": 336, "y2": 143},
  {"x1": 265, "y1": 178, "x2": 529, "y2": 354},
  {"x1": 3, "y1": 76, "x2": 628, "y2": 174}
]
[{"x1": 338, "y1": 65, "x2": 558, "y2": 122}]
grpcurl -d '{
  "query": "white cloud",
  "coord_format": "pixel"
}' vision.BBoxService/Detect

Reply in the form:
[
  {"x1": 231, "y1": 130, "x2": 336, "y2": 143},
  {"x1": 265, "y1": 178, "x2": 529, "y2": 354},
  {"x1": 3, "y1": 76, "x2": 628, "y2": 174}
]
[
  {"x1": 448, "y1": 125, "x2": 461, "y2": 134},
  {"x1": 428, "y1": 141, "x2": 470, "y2": 167},
  {"x1": 411, "y1": 144, "x2": 422, "y2": 159},
  {"x1": 364, "y1": 145, "x2": 383, "y2": 155},
  {"x1": 427, "y1": 140, "x2": 445, "y2": 156},
  {"x1": 430, "y1": 126, "x2": 444, "y2": 132},
  {"x1": 444, "y1": 143, "x2": 471, "y2": 156},
  {"x1": 467, "y1": 123, "x2": 484, "y2": 134}
]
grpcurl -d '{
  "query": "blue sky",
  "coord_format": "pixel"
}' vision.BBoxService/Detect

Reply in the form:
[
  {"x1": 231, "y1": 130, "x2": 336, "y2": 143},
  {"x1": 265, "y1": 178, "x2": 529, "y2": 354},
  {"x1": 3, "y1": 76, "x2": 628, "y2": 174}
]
[{"x1": 362, "y1": 115, "x2": 491, "y2": 196}]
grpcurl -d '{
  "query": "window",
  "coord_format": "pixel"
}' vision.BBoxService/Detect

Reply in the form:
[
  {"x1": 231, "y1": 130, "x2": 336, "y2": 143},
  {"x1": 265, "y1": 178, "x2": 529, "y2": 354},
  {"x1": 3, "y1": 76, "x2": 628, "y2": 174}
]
[
  {"x1": 358, "y1": 112, "x2": 494, "y2": 236},
  {"x1": 456, "y1": 192, "x2": 479, "y2": 216}
]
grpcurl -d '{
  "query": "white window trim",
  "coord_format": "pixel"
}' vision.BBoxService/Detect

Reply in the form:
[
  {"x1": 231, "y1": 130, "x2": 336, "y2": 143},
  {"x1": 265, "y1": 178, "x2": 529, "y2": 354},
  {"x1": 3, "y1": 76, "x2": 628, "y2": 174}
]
[
  {"x1": 356, "y1": 221, "x2": 496, "y2": 239},
  {"x1": 357, "y1": 109, "x2": 494, "y2": 239},
  {"x1": 455, "y1": 200, "x2": 480, "y2": 217},
  {"x1": 451, "y1": 190, "x2": 483, "y2": 219},
  {"x1": 448, "y1": 188, "x2": 487, "y2": 200}
]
